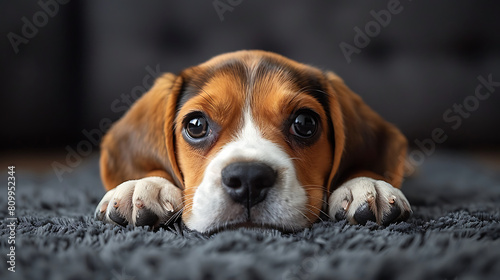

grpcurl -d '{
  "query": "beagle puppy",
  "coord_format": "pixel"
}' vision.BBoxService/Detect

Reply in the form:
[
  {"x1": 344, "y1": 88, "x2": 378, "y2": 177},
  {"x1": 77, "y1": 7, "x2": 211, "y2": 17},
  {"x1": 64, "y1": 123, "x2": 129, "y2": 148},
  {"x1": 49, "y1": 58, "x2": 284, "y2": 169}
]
[{"x1": 95, "y1": 50, "x2": 411, "y2": 233}]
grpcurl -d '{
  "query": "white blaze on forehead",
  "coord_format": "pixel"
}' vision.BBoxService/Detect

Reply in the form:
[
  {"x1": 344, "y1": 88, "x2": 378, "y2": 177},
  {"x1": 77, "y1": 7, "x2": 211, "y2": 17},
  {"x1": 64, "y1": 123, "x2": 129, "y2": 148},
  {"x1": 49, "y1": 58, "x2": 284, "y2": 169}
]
[
  {"x1": 236, "y1": 109, "x2": 267, "y2": 148},
  {"x1": 185, "y1": 80, "x2": 310, "y2": 233}
]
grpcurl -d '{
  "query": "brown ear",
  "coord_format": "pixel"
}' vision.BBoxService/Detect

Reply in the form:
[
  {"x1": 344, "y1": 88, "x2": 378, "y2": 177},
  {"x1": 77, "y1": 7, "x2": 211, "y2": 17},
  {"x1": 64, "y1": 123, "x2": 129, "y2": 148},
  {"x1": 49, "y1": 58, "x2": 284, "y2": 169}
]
[
  {"x1": 100, "y1": 73, "x2": 184, "y2": 191},
  {"x1": 324, "y1": 71, "x2": 408, "y2": 191}
]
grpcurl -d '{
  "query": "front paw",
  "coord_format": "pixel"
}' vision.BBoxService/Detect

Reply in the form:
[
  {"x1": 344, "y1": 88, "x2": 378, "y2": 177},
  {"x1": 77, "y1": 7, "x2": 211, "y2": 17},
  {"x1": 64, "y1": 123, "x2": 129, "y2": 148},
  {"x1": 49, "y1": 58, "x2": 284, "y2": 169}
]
[
  {"x1": 94, "y1": 177, "x2": 183, "y2": 229},
  {"x1": 328, "y1": 177, "x2": 411, "y2": 226}
]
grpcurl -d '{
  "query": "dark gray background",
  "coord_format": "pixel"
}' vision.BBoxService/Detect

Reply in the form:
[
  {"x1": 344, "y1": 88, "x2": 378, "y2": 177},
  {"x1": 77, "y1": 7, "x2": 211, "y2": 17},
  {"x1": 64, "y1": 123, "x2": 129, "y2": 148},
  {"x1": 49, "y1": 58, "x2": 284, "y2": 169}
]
[{"x1": 1, "y1": 0, "x2": 499, "y2": 152}]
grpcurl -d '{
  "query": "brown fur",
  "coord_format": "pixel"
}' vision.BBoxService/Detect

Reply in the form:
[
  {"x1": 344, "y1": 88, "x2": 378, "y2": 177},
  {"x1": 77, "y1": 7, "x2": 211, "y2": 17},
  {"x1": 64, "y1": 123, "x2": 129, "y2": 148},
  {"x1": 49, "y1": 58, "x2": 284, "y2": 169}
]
[{"x1": 100, "y1": 50, "x2": 407, "y2": 226}]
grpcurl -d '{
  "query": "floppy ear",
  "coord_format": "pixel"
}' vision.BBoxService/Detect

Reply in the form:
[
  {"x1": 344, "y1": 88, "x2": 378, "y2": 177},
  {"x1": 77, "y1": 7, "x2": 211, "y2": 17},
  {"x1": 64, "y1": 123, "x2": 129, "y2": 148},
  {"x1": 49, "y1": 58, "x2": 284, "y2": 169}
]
[
  {"x1": 324, "y1": 71, "x2": 408, "y2": 192},
  {"x1": 100, "y1": 73, "x2": 184, "y2": 191}
]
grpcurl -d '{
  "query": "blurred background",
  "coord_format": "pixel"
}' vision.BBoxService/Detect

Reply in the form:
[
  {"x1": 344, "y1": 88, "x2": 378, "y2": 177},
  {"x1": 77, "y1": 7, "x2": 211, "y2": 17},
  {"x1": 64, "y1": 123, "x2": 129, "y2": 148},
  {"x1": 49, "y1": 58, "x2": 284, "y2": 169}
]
[{"x1": 1, "y1": 0, "x2": 499, "y2": 172}]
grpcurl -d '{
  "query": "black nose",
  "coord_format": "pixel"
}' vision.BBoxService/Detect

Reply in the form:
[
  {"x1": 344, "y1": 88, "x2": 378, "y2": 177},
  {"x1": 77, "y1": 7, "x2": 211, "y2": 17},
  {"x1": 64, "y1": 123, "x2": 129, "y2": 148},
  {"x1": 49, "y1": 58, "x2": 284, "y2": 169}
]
[{"x1": 221, "y1": 162, "x2": 277, "y2": 208}]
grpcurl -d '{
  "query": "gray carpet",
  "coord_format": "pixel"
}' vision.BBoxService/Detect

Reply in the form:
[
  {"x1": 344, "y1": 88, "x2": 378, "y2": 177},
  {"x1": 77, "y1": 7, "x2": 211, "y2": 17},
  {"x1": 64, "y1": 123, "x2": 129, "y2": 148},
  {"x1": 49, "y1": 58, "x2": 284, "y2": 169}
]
[{"x1": 1, "y1": 151, "x2": 499, "y2": 280}]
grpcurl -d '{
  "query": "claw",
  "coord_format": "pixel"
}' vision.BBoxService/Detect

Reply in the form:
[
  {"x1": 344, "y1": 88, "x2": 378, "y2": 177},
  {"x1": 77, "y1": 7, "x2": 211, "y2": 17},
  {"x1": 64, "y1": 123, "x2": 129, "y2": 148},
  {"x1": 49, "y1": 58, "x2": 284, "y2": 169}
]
[
  {"x1": 388, "y1": 195, "x2": 396, "y2": 204},
  {"x1": 134, "y1": 199, "x2": 144, "y2": 209},
  {"x1": 162, "y1": 201, "x2": 174, "y2": 212}
]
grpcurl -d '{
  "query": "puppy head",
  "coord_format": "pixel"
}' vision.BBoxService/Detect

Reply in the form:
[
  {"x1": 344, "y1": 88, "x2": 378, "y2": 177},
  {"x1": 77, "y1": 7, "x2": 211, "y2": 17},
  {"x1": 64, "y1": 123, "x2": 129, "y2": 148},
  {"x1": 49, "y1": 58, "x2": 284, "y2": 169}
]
[
  {"x1": 172, "y1": 50, "x2": 345, "y2": 233},
  {"x1": 102, "y1": 50, "x2": 405, "y2": 233}
]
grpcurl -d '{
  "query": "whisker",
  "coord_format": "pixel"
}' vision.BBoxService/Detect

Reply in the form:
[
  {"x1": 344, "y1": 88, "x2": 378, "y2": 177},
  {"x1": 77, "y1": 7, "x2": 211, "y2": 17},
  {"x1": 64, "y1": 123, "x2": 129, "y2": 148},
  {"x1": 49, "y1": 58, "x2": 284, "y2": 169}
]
[
  {"x1": 305, "y1": 203, "x2": 329, "y2": 220},
  {"x1": 181, "y1": 193, "x2": 196, "y2": 199},
  {"x1": 162, "y1": 203, "x2": 185, "y2": 225},
  {"x1": 164, "y1": 209, "x2": 183, "y2": 225},
  {"x1": 289, "y1": 157, "x2": 306, "y2": 163},
  {"x1": 297, "y1": 207, "x2": 316, "y2": 224},
  {"x1": 302, "y1": 184, "x2": 326, "y2": 190},
  {"x1": 306, "y1": 197, "x2": 329, "y2": 207}
]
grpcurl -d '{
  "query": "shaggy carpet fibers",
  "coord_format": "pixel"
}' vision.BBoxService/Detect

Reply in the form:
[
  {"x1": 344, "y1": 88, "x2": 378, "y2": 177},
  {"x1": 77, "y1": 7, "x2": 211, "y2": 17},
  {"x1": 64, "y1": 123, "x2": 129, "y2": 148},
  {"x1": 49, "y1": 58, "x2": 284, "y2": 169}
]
[{"x1": 1, "y1": 151, "x2": 499, "y2": 280}]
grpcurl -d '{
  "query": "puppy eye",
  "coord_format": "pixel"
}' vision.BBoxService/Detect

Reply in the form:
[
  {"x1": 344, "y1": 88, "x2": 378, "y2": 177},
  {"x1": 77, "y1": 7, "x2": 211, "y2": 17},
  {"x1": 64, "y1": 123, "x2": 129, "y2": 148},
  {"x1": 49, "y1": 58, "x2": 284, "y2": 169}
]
[
  {"x1": 186, "y1": 116, "x2": 208, "y2": 139},
  {"x1": 290, "y1": 112, "x2": 318, "y2": 138}
]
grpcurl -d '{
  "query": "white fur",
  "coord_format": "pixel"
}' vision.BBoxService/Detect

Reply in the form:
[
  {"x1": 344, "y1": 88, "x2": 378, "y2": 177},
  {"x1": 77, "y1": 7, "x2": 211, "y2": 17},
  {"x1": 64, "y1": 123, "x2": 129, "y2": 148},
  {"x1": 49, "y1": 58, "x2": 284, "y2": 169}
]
[
  {"x1": 185, "y1": 109, "x2": 309, "y2": 233},
  {"x1": 328, "y1": 177, "x2": 411, "y2": 224},
  {"x1": 95, "y1": 177, "x2": 183, "y2": 226}
]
